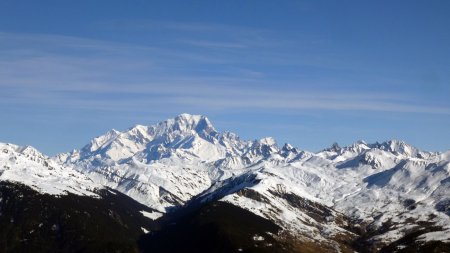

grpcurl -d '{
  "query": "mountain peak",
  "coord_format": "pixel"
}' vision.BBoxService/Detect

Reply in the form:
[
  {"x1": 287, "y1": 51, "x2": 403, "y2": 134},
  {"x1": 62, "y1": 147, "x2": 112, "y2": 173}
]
[
  {"x1": 282, "y1": 143, "x2": 294, "y2": 151},
  {"x1": 162, "y1": 113, "x2": 215, "y2": 134},
  {"x1": 324, "y1": 142, "x2": 342, "y2": 152},
  {"x1": 378, "y1": 139, "x2": 419, "y2": 156},
  {"x1": 383, "y1": 139, "x2": 408, "y2": 147},
  {"x1": 175, "y1": 113, "x2": 208, "y2": 122},
  {"x1": 177, "y1": 113, "x2": 204, "y2": 120},
  {"x1": 84, "y1": 129, "x2": 121, "y2": 153},
  {"x1": 259, "y1": 137, "x2": 277, "y2": 146}
]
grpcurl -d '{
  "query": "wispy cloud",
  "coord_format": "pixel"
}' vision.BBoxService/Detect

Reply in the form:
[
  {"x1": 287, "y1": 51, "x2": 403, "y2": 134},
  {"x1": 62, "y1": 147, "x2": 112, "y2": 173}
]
[
  {"x1": 180, "y1": 39, "x2": 247, "y2": 49},
  {"x1": 1, "y1": 31, "x2": 449, "y2": 118}
]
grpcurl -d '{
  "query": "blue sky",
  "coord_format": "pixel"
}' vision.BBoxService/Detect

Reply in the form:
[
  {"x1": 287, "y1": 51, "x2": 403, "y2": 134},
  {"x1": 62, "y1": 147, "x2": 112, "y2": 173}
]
[{"x1": 1, "y1": 0, "x2": 449, "y2": 155}]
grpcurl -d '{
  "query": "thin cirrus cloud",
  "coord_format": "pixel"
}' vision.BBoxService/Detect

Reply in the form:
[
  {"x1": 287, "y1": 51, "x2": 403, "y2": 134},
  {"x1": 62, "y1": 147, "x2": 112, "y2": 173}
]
[
  {"x1": 1, "y1": 30, "x2": 449, "y2": 116},
  {"x1": 179, "y1": 39, "x2": 248, "y2": 49}
]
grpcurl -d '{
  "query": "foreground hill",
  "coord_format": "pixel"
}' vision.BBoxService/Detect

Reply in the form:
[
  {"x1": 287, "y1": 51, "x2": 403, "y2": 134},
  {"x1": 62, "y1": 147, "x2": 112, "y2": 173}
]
[{"x1": 0, "y1": 143, "x2": 159, "y2": 252}]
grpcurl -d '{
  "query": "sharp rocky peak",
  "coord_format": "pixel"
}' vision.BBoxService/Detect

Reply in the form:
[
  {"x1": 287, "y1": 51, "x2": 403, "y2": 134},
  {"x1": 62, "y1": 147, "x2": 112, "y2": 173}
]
[
  {"x1": 282, "y1": 143, "x2": 294, "y2": 151},
  {"x1": 323, "y1": 142, "x2": 342, "y2": 153}
]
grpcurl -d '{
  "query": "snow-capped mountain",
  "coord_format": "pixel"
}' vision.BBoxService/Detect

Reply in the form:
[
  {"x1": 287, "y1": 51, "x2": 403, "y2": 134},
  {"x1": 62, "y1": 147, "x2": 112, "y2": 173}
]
[
  {"x1": 2, "y1": 113, "x2": 449, "y2": 252},
  {"x1": 0, "y1": 142, "x2": 100, "y2": 196},
  {"x1": 55, "y1": 114, "x2": 290, "y2": 212}
]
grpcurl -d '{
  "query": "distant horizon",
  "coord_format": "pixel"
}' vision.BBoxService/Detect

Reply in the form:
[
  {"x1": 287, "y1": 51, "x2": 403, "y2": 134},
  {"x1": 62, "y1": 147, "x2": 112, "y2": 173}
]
[{"x1": 1, "y1": 1, "x2": 449, "y2": 155}]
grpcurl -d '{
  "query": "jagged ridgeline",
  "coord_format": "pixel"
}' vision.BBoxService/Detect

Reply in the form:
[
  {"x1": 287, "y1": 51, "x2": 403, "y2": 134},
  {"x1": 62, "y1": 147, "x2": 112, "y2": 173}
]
[{"x1": 1, "y1": 114, "x2": 450, "y2": 252}]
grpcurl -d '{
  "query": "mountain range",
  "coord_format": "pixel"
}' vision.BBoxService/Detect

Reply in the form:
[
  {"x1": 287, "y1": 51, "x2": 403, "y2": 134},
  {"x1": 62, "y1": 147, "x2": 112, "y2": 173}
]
[{"x1": 1, "y1": 114, "x2": 449, "y2": 253}]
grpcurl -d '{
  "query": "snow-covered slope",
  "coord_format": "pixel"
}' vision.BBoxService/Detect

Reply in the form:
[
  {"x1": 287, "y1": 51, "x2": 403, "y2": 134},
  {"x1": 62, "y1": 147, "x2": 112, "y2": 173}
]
[
  {"x1": 0, "y1": 143, "x2": 99, "y2": 196},
  {"x1": 48, "y1": 114, "x2": 450, "y2": 250},
  {"x1": 208, "y1": 148, "x2": 450, "y2": 248}
]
